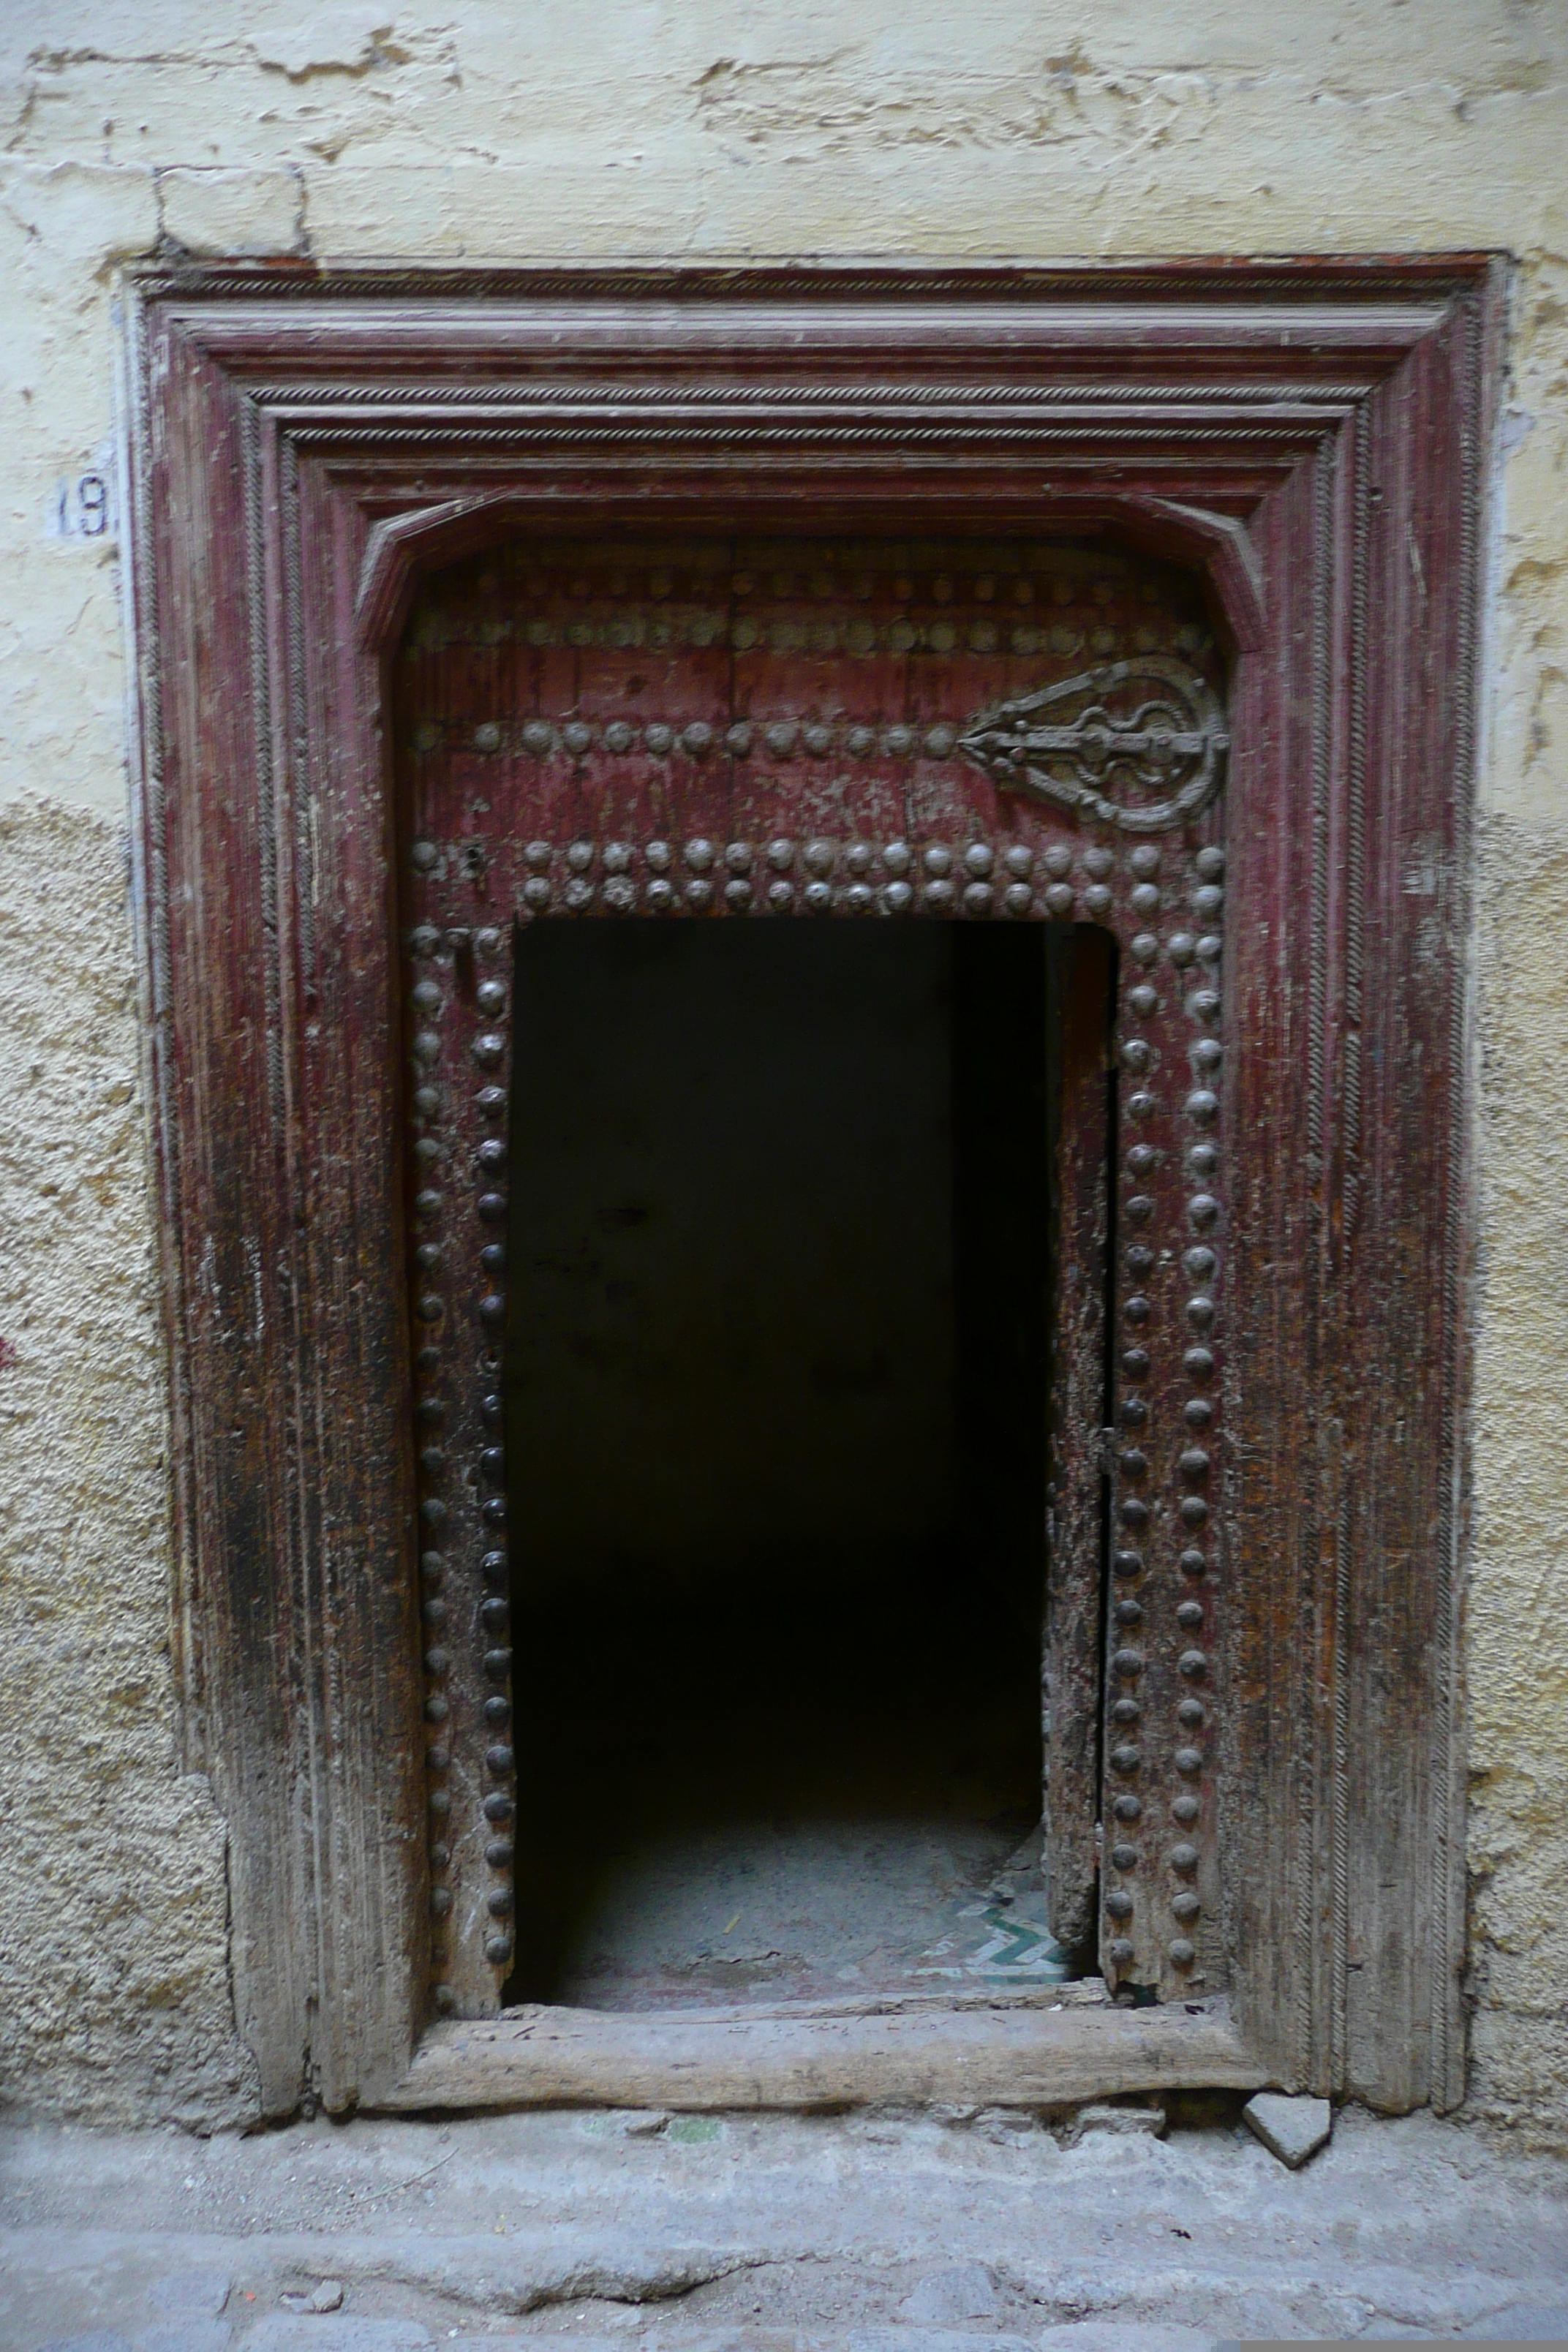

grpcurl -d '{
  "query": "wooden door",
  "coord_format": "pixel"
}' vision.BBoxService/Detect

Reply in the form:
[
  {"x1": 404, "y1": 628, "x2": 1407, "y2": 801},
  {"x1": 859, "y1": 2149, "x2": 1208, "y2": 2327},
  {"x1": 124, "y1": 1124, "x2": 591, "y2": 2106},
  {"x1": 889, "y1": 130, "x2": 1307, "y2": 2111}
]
[{"x1": 394, "y1": 529, "x2": 1229, "y2": 2021}]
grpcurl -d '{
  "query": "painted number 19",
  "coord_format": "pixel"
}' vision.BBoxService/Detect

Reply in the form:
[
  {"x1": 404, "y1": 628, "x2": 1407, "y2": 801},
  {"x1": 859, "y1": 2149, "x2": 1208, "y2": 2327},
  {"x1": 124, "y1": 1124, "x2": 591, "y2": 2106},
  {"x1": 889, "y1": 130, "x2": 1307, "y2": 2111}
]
[{"x1": 58, "y1": 473, "x2": 110, "y2": 538}]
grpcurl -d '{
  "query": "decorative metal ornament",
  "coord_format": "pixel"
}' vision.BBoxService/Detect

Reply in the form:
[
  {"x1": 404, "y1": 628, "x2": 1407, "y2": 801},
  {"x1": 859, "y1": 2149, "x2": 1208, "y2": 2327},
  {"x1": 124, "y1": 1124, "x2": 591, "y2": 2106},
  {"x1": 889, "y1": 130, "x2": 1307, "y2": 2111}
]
[{"x1": 958, "y1": 657, "x2": 1228, "y2": 834}]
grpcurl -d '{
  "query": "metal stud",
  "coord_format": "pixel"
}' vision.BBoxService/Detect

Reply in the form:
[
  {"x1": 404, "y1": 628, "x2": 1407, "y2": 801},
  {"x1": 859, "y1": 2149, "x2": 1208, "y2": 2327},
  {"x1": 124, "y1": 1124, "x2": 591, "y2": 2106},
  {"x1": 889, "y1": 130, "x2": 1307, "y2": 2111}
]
[
  {"x1": 1195, "y1": 846, "x2": 1226, "y2": 881},
  {"x1": 1112, "y1": 1795, "x2": 1142, "y2": 1823},
  {"x1": 768, "y1": 881, "x2": 794, "y2": 912},
  {"x1": 804, "y1": 881, "x2": 832, "y2": 913},
  {"x1": 1106, "y1": 1890, "x2": 1134, "y2": 1918},
  {"x1": 963, "y1": 881, "x2": 994, "y2": 916},
  {"x1": 1129, "y1": 845, "x2": 1161, "y2": 879},
  {"x1": 1194, "y1": 885, "x2": 1224, "y2": 920},
  {"x1": 1044, "y1": 883, "x2": 1074, "y2": 917},
  {"x1": 603, "y1": 878, "x2": 635, "y2": 912},
  {"x1": 804, "y1": 840, "x2": 836, "y2": 877},
  {"x1": 725, "y1": 842, "x2": 753, "y2": 872},
  {"x1": 1109, "y1": 1937, "x2": 1136, "y2": 1965},
  {"x1": 767, "y1": 840, "x2": 795, "y2": 872},
  {"x1": 923, "y1": 845, "x2": 952, "y2": 876},
  {"x1": 1003, "y1": 883, "x2": 1034, "y2": 916},
  {"x1": 686, "y1": 879, "x2": 713, "y2": 910},
  {"x1": 1130, "y1": 883, "x2": 1161, "y2": 916},
  {"x1": 883, "y1": 841, "x2": 913, "y2": 875},
  {"x1": 646, "y1": 841, "x2": 673, "y2": 872},
  {"x1": 1180, "y1": 1649, "x2": 1208, "y2": 1678},
  {"x1": 682, "y1": 721, "x2": 715, "y2": 757},
  {"x1": 1043, "y1": 844, "x2": 1073, "y2": 879},
  {"x1": 1003, "y1": 845, "x2": 1034, "y2": 878},
  {"x1": 845, "y1": 841, "x2": 874, "y2": 877},
  {"x1": 1175, "y1": 1746, "x2": 1203, "y2": 1775},
  {"x1": 724, "y1": 879, "x2": 753, "y2": 911},
  {"x1": 484, "y1": 1935, "x2": 512, "y2": 1966},
  {"x1": 1172, "y1": 1892, "x2": 1201, "y2": 1923},
  {"x1": 685, "y1": 839, "x2": 716, "y2": 872},
  {"x1": 1196, "y1": 933, "x2": 1223, "y2": 964},
  {"x1": 603, "y1": 842, "x2": 633, "y2": 874},
  {"x1": 1110, "y1": 1842, "x2": 1139, "y2": 1870},
  {"x1": 1112, "y1": 1550, "x2": 1143, "y2": 1578},
  {"x1": 847, "y1": 725, "x2": 877, "y2": 756},
  {"x1": 725, "y1": 723, "x2": 753, "y2": 755},
  {"x1": 1179, "y1": 1548, "x2": 1207, "y2": 1578},
  {"x1": 1131, "y1": 933, "x2": 1159, "y2": 966},
  {"x1": 1083, "y1": 846, "x2": 1114, "y2": 879},
  {"x1": 1177, "y1": 1600, "x2": 1205, "y2": 1629},
  {"x1": 1111, "y1": 1744, "x2": 1142, "y2": 1774},
  {"x1": 886, "y1": 881, "x2": 913, "y2": 913},
  {"x1": 603, "y1": 720, "x2": 634, "y2": 754},
  {"x1": 1169, "y1": 1939, "x2": 1196, "y2": 1968},
  {"x1": 924, "y1": 724, "x2": 957, "y2": 758},
  {"x1": 765, "y1": 721, "x2": 798, "y2": 756},
  {"x1": 963, "y1": 843, "x2": 994, "y2": 878},
  {"x1": 642, "y1": 723, "x2": 672, "y2": 755},
  {"x1": 647, "y1": 878, "x2": 676, "y2": 911},
  {"x1": 922, "y1": 880, "x2": 954, "y2": 910}
]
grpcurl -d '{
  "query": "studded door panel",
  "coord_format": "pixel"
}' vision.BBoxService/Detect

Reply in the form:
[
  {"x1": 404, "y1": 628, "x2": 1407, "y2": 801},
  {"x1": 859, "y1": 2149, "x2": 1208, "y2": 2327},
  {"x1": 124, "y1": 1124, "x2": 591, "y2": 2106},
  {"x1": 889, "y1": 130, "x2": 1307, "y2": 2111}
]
[{"x1": 393, "y1": 535, "x2": 1228, "y2": 2019}]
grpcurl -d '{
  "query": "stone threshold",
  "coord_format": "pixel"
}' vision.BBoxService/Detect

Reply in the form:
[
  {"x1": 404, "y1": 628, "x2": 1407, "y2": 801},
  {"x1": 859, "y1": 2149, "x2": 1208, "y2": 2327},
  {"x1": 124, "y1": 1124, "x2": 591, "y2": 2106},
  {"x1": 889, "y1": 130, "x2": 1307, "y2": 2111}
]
[{"x1": 377, "y1": 1986, "x2": 1267, "y2": 2114}]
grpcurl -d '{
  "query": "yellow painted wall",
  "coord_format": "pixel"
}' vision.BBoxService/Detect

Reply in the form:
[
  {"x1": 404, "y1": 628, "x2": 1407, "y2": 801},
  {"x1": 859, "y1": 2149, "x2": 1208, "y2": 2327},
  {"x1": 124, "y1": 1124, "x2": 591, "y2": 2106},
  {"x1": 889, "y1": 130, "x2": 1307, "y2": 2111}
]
[{"x1": 1, "y1": 1, "x2": 1564, "y2": 2138}]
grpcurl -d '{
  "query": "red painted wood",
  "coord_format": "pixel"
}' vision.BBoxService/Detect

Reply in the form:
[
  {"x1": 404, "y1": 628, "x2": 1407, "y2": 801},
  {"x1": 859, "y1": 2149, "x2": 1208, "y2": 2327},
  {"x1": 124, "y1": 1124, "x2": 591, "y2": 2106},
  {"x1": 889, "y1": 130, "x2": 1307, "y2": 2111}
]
[{"x1": 124, "y1": 260, "x2": 1498, "y2": 2116}]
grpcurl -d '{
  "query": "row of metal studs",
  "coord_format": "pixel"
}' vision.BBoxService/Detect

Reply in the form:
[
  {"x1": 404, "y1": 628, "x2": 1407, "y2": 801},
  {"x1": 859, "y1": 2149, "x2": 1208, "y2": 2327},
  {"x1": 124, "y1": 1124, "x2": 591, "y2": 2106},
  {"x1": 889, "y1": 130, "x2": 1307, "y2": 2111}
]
[
  {"x1": 411, "y1": 602, "x2": 1197, "y2": 658},
  {"x1": 459, "y1": 717, "x2": 972, "y2": 758},
  {"x1": 1104, "y1": 841, "x2": 1225, "y2": 1978},
  {"x1": 463, "y1": 565, "x2": 1183, "y2": 606},
  {"x1": 407, "y1": 936, "x2": 517, "y2": 2002},
  {"x1": 409, "y1": 836, "x2": 1225, "y2": 935},
  {"x1": 407, "y1": 954, "x2": 459, "y2": 2002}
]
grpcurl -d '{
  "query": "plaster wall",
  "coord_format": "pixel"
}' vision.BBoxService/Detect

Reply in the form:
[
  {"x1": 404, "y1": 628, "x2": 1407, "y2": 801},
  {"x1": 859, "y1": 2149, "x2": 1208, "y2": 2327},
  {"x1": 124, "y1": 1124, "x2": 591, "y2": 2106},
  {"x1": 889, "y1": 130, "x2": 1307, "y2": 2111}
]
[{"x1": 0, "y1": 0, "x2": 1564, "y2": 2140}]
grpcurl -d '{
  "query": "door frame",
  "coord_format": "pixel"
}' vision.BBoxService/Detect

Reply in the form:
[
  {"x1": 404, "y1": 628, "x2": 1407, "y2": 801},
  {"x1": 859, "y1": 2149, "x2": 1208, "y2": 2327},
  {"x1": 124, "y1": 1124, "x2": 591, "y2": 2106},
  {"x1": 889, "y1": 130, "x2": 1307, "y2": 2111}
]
[{"x1": 121, "y1": 257, "x2": 1499, "y2": 2117}]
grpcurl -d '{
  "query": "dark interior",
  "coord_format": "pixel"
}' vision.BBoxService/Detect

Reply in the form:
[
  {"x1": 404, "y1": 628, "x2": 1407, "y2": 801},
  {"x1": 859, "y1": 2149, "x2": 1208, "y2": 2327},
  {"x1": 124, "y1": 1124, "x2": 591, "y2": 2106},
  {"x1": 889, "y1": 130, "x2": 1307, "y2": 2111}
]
[{"x1": 503, "y1": 917, "x2": 1063, "y2": 2008}]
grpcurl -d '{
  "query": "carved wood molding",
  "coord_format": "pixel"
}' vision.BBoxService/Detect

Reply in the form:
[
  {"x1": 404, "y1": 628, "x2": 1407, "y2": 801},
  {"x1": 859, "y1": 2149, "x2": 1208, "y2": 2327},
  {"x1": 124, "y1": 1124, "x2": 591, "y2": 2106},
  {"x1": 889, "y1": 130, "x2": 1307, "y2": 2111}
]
[{"x1": 122, "y1": 257, "x2": 1499, "y2": 2119}]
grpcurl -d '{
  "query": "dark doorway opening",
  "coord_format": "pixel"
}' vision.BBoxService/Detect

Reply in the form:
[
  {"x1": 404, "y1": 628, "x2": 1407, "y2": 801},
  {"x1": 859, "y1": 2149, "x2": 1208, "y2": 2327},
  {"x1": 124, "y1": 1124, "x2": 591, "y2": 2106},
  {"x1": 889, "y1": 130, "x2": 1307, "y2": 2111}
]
[{"x1": 503, "y1": 917, "x2": 1087, "y2": 2010}]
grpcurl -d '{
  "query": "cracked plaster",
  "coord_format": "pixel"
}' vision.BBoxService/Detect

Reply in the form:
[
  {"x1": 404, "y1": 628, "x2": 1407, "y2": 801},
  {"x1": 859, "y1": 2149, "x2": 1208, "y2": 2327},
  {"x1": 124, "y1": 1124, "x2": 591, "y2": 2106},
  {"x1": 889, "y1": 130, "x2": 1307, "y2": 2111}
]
[{"x1": 0, "y1": 0, "x2": 1564, "y2": 2139}]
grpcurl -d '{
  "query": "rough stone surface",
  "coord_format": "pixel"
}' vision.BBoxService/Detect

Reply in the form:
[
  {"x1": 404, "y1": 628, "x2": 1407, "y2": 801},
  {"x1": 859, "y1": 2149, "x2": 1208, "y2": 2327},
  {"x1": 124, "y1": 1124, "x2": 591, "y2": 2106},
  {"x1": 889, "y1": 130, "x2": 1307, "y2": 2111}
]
[
  {"x1": 0, "y1": 799, "x2": 260, "y2": 2130},
  {"x1": 0, "y1": 2105, "x2": 1565, "y2": 2347},
  {"x1": 1243, "y1": 2092, "x2": 1333, "y2": 2169},
  {"x1": 0, "y1": 2, "x2": 1563, "y2": 2138},
  {"x1": 1065, "y1": 2103, "x2": 1167, "y2": 2144}
]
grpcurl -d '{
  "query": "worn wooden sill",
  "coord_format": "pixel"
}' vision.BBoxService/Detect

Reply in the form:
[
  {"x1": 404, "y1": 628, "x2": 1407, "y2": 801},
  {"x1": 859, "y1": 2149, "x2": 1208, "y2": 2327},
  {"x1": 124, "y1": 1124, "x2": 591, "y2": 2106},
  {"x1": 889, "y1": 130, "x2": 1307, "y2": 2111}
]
[{"x1": 377, "y1": 1983, "x2": 1267, "y2": 2114}]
